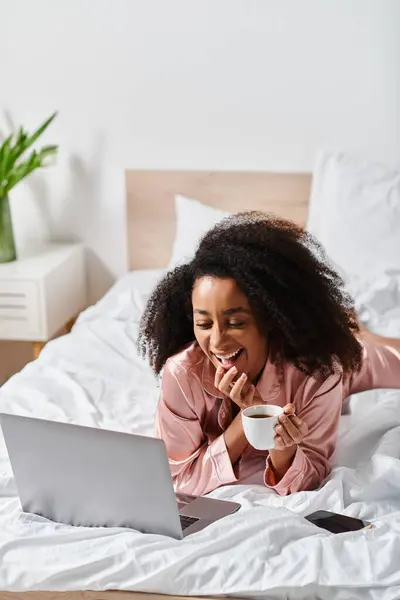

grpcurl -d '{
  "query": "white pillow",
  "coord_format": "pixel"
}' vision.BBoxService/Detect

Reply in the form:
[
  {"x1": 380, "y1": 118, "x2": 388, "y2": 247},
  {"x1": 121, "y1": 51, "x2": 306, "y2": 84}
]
[
  {"x1": 168, "y1": 195, "x2": 230, "y2": 268},
  {"x1": 307, "y1": 150, "x2": 400, "y2": 279}
]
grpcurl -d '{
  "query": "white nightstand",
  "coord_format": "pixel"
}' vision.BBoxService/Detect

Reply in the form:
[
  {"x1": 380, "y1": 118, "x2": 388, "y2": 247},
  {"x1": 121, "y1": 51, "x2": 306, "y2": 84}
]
[{"x1": 0, "y1": 244, "x2": 86, "y2": 359}]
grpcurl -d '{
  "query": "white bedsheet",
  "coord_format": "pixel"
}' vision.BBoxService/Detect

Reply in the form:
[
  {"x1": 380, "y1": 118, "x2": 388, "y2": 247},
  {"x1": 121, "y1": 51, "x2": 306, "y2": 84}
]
[{"x1": 1, "y1": 269, "x2": 400, "y2": 600}]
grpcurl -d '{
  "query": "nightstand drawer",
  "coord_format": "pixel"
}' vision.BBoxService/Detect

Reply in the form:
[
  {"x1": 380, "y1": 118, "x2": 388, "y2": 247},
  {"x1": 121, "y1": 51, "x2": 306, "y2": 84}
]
[{"x1": 0, "y1": 281, "x2": 41, "y2": 340}]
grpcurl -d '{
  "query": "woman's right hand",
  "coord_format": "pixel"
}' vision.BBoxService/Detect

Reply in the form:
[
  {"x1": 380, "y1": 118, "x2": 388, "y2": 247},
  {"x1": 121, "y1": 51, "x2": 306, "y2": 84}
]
[{"x1": 214, "y1": 365, "x2": 262, "y2": 410}]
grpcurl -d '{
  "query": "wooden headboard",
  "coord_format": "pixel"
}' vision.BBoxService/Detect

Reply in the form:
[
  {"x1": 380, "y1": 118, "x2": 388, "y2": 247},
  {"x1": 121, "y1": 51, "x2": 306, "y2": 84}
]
[{"x1": 126, "y1": 170, "x2": 312, "y2": 270}]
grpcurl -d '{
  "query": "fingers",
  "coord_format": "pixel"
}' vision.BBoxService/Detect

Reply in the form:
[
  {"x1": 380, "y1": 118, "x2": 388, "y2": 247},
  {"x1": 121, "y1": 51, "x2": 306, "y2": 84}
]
[
  {"x1": 241, "y1": 382, "x2": 256, "y2": 407},
  {"x1": 277, "y1": 415, "x2": 302, "y2": 444},
  {"x1": 217, "y1": 366, "x2": 239, "y2": 396},
  {"x1": 215, "y1": 365, "x2": 237, "y2": 393},
  {"x1": 274, "y1": 423, "x2": 293, "y2": 449},
  {"x1": 281, "y1": 404, "x2": 308, "y2": 437},
  {"x1": 214, "y1": 365, "x2": 225, "y2": 389},
  {"x1": 230, "y1": 373, "x2": 248, "y2": 401},
  {"x1": 214, "y1": 366, "x2": 255, "y2": 408},
  {"x1": 279, "y1": 412, "x2": 308, "y2": 438},
  {"x1": 288, "y1": 415, "x2": 308, "y2": 437},
  {"x1": 274, "y1": 412, "x2": 308, "y2": 449}
]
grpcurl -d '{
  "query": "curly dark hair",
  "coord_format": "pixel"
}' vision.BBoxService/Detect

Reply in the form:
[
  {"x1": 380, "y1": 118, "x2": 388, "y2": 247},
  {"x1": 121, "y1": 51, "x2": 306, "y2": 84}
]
[{"x1": 138, "y1": 211, "x2": 362, "y2": 378}]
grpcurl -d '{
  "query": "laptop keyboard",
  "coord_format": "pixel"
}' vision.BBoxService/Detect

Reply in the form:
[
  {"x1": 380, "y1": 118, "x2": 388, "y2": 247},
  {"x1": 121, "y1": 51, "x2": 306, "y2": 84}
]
[{"x1": 180, "y1": 514, "x2": 199, "y2": 531}]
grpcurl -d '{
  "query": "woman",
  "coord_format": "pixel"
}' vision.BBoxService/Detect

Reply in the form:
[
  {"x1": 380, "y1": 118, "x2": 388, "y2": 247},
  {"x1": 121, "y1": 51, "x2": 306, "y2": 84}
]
[{"x1": 138, "y1": 212, "x2": 400, "y2": 496}]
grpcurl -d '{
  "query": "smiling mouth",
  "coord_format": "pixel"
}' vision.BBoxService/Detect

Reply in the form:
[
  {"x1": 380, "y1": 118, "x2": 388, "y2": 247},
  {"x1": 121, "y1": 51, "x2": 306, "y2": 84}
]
[{"x1": 211, "y1": 348, "x2": 244, "y2": 369}]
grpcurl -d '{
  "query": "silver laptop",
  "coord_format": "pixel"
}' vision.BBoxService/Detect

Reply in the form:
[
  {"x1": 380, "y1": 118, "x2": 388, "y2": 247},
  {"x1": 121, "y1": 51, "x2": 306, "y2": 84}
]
[{"x1": 0, "y1": 413, "x2": 240, "y2": 539}]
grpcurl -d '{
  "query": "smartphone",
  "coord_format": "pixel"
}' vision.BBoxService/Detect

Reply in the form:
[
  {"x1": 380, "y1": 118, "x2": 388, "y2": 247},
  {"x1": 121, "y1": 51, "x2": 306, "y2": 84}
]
[{"x1": 305, "y1": 510, "x2": 372, "y2": 534}]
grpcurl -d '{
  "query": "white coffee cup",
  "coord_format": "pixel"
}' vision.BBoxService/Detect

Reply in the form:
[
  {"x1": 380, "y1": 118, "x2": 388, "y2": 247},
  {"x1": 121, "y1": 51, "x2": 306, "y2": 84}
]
[{"x1": 241, "y1": 404, "x2": 283, "y2": 450}]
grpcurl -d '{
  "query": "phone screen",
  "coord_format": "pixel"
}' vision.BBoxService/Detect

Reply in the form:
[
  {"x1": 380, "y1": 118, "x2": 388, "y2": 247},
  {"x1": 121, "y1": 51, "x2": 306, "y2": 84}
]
[{"x1": 305, "y1": 510, "x2": 371, "y2": 534}]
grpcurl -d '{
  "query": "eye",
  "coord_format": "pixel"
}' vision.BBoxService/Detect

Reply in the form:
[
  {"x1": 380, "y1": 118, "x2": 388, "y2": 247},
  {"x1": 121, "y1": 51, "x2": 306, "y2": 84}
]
[
  {"x1": 195, "y1": 322, "x2": 212, "y2": 329},
  {"x1": 228, "y1": 321, "x2": 245, "y2": 328}
]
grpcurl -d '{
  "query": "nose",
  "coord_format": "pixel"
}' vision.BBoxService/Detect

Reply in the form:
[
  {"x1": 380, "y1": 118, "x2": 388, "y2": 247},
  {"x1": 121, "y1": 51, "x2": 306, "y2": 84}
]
[{"x1": 210, "y1": 323, "x2": 226, "y2": 349}]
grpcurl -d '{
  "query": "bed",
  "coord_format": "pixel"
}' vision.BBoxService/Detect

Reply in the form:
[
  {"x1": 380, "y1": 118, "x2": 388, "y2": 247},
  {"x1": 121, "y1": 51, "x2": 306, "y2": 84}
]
[{"x1": 1, "y1": 169, "x2": 400, "y2": 600}]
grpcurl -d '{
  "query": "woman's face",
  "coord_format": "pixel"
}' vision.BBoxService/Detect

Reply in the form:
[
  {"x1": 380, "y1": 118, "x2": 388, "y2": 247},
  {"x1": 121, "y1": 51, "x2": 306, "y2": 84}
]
[{"x1": 192, "y1": 276, "x2": 268, "y2": 382}]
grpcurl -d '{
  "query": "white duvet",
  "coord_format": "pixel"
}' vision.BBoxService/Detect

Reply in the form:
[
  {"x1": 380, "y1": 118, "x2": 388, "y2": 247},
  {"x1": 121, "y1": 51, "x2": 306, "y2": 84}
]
[{"x1": 1, "y1": 269, "x2": 400, "y2": 600}]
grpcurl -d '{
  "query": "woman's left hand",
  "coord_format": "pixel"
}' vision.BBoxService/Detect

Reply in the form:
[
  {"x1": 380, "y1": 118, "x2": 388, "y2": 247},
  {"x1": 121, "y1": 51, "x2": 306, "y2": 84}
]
[{"x1": 274, "y1": 404, "x2": 308, "y2": 450}]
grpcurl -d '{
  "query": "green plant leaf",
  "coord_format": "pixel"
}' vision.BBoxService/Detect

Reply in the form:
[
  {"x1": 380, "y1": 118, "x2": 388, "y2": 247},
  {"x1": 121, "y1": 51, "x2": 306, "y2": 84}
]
[
  {"x1": 6, "y1": 148, "x2": 38, "y2": 191},
  {"x1": 11, "y1": 127, "x2": 28, "y2": 161},
  {"x1": 38, "y1": 145, "x2": 58, "y2": 166},
  {"x1": 5, "y1": 161, "x2": 32, "y2": 193},
  {"x1": 14, "y1": 127, "x2": 26, "y2": 147},
  {"x1": 0, "y1": 135, "x2": 13, "y2": 196},
  {"x1": 39, "y1": 144, "x2": 58, "y2": 157},
  {"x1": 9, "y1": 114, "x2": 57, "y2": 168},
  {"x1": 0, "y1": 127, "x2": 31, "y2": 185},
  {"x1": 1, "y1": 112, "x2": 58, "y2": 195},
  {"x1": 24, "y1": 112, "x2": 57, "y2": 151}
]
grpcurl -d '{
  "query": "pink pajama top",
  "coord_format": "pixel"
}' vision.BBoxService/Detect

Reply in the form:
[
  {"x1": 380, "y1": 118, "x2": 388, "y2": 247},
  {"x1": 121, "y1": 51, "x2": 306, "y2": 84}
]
[{"x1": 155, "y1": 340, "x2": 400, "y2": 496}]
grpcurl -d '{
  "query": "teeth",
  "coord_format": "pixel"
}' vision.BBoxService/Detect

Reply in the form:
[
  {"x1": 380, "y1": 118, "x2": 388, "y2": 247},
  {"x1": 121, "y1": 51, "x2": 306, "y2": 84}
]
[{"x1": 215, "y1": 349, "x2": 241, "y2": 360}]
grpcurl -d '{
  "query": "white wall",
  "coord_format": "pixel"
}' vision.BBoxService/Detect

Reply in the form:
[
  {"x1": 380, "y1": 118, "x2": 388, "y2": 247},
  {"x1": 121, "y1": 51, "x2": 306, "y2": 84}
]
[{"x1": 1, "y1": 0, "x2": 399, "y2": 304}]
